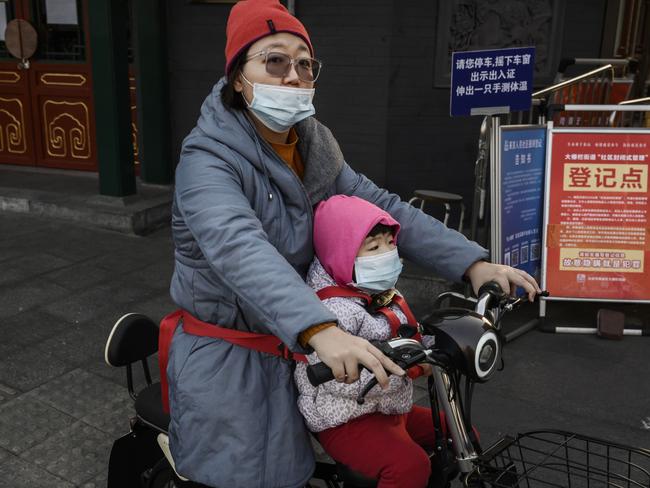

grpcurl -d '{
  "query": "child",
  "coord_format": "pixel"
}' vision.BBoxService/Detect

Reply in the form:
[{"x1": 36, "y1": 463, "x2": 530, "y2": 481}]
[{"x1": 294, "y1": 195, "x2": 439, "y2": 488}]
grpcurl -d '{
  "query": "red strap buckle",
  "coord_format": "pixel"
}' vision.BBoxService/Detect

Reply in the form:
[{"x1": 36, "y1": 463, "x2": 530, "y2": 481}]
[{"x1": 278, "y1": 343, "x2": 293, "y2": 360}]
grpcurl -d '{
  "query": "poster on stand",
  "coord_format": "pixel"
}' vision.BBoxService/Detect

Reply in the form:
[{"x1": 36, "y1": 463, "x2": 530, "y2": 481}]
[
  {"x1": 497, "y1": 126, "x2": 546, "y2": 284},
  {"x1": 542, "y1": 128, "x2": 650, "y2": 301}
]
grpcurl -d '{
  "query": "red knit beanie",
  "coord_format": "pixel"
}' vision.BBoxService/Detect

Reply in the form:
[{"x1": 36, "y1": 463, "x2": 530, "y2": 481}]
[{"x1": 225, "y1": 0, "x2": 313, "y2": 75}]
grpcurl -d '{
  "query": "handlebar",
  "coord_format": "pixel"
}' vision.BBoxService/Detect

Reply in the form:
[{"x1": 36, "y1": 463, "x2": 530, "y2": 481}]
[
  {"x1": 475, "y1": 281, "x2": 506, "y2": 317},
  {"x1": 307, "y1": 361, "x2": 359, "y2": 386},
  {"x1": 476, "y1": 281, "x2": 548, "y2": 320},
  {"x1": 306, "y1": 338, "x2": 444, "y2": 404},
  {"x1": 306, "y1": 282, "x2": 548, "y2": 480},
  {"x1": 306, "y1": 283, "x2": 548, "y2": 402},
  {"x1": 477, "y1": 280, "x2": 507, "y2": 301}
]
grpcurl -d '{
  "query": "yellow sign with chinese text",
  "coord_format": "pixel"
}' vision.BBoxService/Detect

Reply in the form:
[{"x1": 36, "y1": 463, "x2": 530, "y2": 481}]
[
  {"x1": 559, "y1": 248, "x2": 644, "y2": 272},
  {"x1": 563, "y1": 163, "x2": 648, "y2": 192}
]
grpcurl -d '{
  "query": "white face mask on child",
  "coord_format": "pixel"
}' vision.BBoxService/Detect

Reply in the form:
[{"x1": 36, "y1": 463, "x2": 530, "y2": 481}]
[{"x1": 354, "y1": 248, "x2": 403, "y2": 293}]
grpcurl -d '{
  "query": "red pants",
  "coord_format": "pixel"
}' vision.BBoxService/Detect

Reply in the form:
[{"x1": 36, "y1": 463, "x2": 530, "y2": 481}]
[{"x1": 317, "y1": 406, "x2": 445, "y2": 488}]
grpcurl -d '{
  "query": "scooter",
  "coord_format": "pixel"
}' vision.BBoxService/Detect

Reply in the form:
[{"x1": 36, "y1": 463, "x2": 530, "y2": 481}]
[{"x1": 104, "y1": 283, "x2": 650, "y2": 487}]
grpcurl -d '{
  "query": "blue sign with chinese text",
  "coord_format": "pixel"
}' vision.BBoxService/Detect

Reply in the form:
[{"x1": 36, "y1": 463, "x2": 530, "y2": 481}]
[
  {"x1": 500, "y1": 126, "x2": 546, "y2": 282},
  {"x1": 450, "y1": 47, "x2": 535, "y2": 116}
]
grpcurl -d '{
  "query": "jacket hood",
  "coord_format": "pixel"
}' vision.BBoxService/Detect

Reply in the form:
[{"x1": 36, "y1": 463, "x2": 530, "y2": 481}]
[
  {"x1": 193, "y1": 77, "x2": 345, "y2": 204},
  {"x1": 313, "y1": 195, "x2": 400, "y2": 287},
  {"x1": 195, "y1": 78, "x2": 264, "y2": 168}
]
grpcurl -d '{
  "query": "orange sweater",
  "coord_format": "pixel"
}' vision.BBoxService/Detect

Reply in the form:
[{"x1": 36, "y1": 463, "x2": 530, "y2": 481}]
[{"x1": 268, "y1": 128, "x2": 304, "y2": 180}]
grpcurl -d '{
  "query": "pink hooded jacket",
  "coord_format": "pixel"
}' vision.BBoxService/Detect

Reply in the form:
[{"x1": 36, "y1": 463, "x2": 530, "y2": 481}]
[
  {"x1": 313, "y1": 195, "x2": 401, "y2": 287},
  {"x1": 294, "y1": 196, "x2": 414, "y2": 432}
]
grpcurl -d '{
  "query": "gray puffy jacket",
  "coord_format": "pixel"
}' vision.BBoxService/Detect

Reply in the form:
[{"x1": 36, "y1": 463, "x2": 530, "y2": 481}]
[{"x1": 167, "y1": 78, "x2": 488, "y2": 488}]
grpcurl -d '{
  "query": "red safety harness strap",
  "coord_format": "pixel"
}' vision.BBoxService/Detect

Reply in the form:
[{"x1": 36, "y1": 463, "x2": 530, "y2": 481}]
[
  {"x1": 182, "y1": 313, "x2": 307, "y2": 362},
  {"x1": 317, "y1": 286, "x2": 424, "y2": 378},
  {"x1": 158, "y1": 310, "x2": 183, "y2": 414},
  {"x1": 317, "y1": 286, "x2": 372, "y2": 304},
  {"x1": 392, "y1": 295, "x2": 418, "y2": 328},
  {"x1": 158, "y1": 310, "x2": 306, "y2": 413},
  {"x1": 318, "y1": 285, "x2": 421, "y2": 341},
  {"x1": 378, "y1": 307, "x2": 402, "y2": 337},
  {"x1": 159, "y1": 287, "x2": 423, "y2": 413}
]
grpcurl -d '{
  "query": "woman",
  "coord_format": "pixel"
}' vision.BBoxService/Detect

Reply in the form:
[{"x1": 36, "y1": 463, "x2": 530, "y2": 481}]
[{"x1": 167, "y1": 1, "x2": 540, "y2": 487}]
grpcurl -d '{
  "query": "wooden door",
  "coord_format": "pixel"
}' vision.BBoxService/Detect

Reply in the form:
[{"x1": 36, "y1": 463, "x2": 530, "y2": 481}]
[
  {"x1": 0, "y1": 0, "x2": 97, "y2": 170},
  {"x1": 0, "y1": 1, "x2": 36, "y2": 165},
  {"x1": 27, "y1": 0, "x2": 96, "y2": 170}
]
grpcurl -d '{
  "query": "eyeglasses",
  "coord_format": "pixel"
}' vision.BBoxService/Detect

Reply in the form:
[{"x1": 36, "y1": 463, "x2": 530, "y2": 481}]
[{"x1": 245, "y1": 49, "x2": 322, "y2": 83}]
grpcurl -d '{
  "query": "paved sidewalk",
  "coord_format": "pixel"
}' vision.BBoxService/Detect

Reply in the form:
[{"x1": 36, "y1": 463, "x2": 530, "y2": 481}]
[
  {"x1": 0, "y1": 211, "x2": 648, "y2": 487},
  {"x1": 0, "y1": 213, "x2": 174, "y2": 487}
]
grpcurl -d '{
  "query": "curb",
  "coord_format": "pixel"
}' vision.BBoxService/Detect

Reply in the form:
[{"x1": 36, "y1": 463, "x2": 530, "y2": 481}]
[{"x1": 0, "y1": 186, "x2": 172, "y2": 236}]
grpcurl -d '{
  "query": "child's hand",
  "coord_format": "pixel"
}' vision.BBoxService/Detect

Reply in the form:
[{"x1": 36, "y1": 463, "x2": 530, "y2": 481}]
[{"x1": 308, "y1": 326, "x2": 406, "y2": 389}]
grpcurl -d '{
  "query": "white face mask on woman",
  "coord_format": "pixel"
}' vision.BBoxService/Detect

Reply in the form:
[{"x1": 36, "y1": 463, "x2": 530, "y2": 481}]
[
  {"x1": 354, "y1": 248, "x2": 403, "y2": 293},
  {"x1": 241, "y1": 74, "x2": 315, "y2": 133}
]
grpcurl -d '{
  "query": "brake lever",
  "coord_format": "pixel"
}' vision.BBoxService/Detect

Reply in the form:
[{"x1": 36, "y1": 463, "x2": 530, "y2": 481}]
[
  {"x1": 356, "y1": 349, "x2": 428, "y2": 405},
  {"x1": 356, "y1": 377, "x2": 379, "y2": 405},
  {"x1": 503, "y1": 297, "x2": 523, "y2": 312},
  {"x1": 503, "y1": 290, "x2": 549, "y2": 311}
]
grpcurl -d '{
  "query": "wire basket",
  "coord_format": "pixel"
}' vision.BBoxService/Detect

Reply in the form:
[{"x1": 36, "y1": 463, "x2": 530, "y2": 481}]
[{"x1": 464, "y1": 430, "x2": 650, "y2": 488}]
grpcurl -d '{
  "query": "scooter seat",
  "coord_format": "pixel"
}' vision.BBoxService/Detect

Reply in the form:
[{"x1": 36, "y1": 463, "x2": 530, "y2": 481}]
[{"x1": 135, "y1": 382, "x2": 170, "y2": 433}]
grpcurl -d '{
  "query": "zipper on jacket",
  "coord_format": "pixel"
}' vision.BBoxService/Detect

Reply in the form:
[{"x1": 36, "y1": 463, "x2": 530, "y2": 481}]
[
  {"x1": 240, "y1": 110, "x2": 314, "y2": 216},
  {"x1": 253, "y1": 130, "x2": 315, "y2": 229}
]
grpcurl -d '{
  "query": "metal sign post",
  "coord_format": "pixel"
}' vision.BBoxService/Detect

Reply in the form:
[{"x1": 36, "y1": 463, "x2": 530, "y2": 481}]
[
  {"x1": 450, "y1": 47, "x2": 541, "y2": 341},
  {"x1": 469, "y1": 116, "x2": 490, "y2": 244},
  {"x1": 453, "y1": 46, "x2": 536, "y2": 248},
  {"x1": 489, "y1": 116, "x2": 501, "y2": 257}
]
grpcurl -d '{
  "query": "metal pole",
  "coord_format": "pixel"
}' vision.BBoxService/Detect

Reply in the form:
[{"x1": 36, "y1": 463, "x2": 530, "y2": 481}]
[
  {"x1": 562, "y1": 104, "x2": 650, "y2": 111},
  {"x1": 504, "y1": 318, "x2": 540, "y2": 343},
  {"x1": 532, "y1": 65, "x2": 614, "y2": 98},
  {"x1": 489, "y1": 115, "x2": 501, "y2": 260},
  {"x1": 470, "y1": 116, "x2": 489, "y2": 244},
  {"x1": 619, "y1": 97, "x2": 650, "y2": 104},
  {"x1": 432, "y1": 367, "x2": 477, "y2": 473},
  {"x1": 632, "y1": 0, "x2": 650, "y2": 98}
]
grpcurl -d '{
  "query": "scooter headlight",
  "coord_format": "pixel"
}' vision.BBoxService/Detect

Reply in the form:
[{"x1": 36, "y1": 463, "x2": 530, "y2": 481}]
[
  {"x1": 475, "y1": 329, "x2": 499, "y2": 380},
  {"x1": 420, "y1": 308, "x2": 501, "y2": 382}
]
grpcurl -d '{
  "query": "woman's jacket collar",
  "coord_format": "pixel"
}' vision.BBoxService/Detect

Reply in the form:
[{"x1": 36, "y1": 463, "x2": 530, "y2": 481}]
[{"x1": 196, "y1": 77, "x2": 345, "y2": 205}]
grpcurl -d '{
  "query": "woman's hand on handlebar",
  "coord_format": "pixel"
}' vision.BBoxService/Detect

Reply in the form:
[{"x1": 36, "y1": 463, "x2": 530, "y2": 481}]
[
  {"x1": 307, "y1": 326, "x2": 406, "y2": 389},
  {"x1": 465, "y1": 261, "x2": 541, "y2": 301}
]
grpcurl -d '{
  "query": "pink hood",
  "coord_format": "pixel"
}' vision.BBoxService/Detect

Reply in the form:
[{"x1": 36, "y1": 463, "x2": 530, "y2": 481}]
[{"x1": 313, "y1": 195, "x2": 400, "y2": 287}]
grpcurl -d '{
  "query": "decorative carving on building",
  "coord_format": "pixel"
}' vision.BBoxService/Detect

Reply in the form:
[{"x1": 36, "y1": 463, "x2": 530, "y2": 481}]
[
  {"x1": 434, "y1": 0, "x2": 565, "y2": 87},
  {"x1": 0, "y1": 72, "x2": 21, "y2": 84},
  {"x1": 0, "y1": 97, "x2": 26, "y2": 154},
  {"x1": 43, "y1": 100, "x2": 91, "y2": 159},
  {"x1": 131, "y1": 117, "x2": 139, "y2": 158},
  {"x1": 129, "y1": 77, "x2": 139, "y2": 164},
  {"x1": 40, "y1": 73, "x2": 87, "y2": 87}
]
